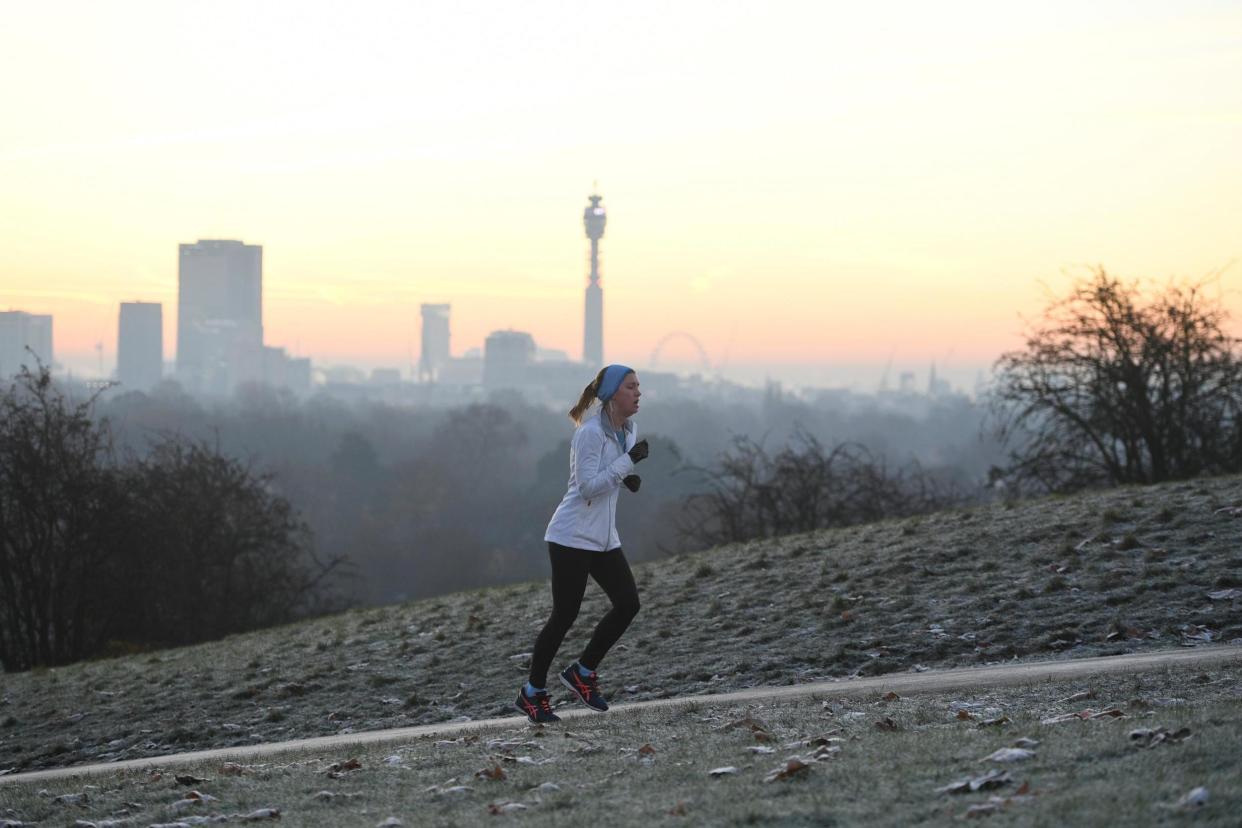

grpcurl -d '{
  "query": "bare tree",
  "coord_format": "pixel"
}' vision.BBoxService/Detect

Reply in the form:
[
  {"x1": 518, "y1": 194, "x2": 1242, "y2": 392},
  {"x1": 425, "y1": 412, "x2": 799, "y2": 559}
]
[
  {"x1": 0, "y1": 365, "x2": 123, "y2": 670},
  {"x1": 677, "y1": 426, "x2": 965, "y2": 548},
  {"x1": 991, "y1": 267, "x2": 1242, "y2": 493}
]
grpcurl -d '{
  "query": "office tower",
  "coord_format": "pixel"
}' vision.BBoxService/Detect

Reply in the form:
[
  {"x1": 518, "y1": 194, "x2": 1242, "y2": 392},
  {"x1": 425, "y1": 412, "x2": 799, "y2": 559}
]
[
  {"x1": 483, "y1": 330, "x2": 536, "y2": 389},
  {"x1": 117, "y1": 302, "x2": 163, "y2": 391},
  {"x1": 176, "y1": 239, "x2": 263, "y2": 394},
  {"x1": 419, "y1": 303, "x2": 451, "y2": 382},
  {"x1": 583, "y1": 192, "x2": 606, "y2": 368},
  {"x1": 0, "y1": 311, "x2": 53, "y2": 378}
]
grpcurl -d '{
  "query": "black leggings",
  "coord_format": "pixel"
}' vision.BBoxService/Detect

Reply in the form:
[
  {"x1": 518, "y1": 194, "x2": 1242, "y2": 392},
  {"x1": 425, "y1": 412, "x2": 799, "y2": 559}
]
[{"x1": 528, "y1": 543, "x2": 641, "y2": 688}]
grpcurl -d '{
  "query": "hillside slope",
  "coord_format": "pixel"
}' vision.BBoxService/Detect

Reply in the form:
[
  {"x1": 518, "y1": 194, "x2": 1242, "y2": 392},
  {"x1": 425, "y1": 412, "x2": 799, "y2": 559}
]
[{"x1": 2, "y1": 476, "x2": 1240, "y2": 774}]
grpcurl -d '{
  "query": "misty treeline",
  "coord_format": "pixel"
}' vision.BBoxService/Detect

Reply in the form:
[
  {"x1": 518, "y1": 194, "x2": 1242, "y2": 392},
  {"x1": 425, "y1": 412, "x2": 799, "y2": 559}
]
[
  {"x1": 88, "y1": 379, "x2": 998, "y2": 612},
  {"x1": 0, "y1": 367, "x2": 344, "y2": 672},
  {"x1": 991, "y1": 267, "x2": 1242, "y2": 494}
]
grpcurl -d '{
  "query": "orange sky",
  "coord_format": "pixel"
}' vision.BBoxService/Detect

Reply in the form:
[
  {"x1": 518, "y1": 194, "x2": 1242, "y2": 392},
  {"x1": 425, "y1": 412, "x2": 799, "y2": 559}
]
[{"x1": 3, "y1": 1, "x2": 1240, "y2": 387}]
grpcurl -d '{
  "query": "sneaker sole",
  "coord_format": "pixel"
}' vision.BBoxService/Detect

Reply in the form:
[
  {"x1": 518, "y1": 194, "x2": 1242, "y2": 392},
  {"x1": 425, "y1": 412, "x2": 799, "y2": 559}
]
[{"x1": 559, "y1": 674, "x2": 609, "y2": 713}]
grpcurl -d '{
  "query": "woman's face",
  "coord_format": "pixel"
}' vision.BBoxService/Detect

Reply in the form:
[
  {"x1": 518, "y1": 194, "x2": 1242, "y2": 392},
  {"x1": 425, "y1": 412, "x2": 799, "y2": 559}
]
[{"x1": 610, "y1": 372, "x2": 641, "y2": 419}]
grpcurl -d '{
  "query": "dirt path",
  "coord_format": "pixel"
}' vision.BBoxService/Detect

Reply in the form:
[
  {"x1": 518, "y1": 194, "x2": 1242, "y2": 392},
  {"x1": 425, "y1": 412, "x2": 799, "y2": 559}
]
[{"x1": 4, "y1": 645, "x2": 1237, "y2": 786}]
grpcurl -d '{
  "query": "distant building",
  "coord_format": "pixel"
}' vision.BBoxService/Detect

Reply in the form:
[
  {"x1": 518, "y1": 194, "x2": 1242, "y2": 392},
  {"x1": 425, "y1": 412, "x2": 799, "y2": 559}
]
[
  {"x1": 483, "y1": 330, "x2": 536, "y2": 389},
  {"x1": 419, "y1": 303, "x2": 451, "y2": 382},
  {"x1": 0, "y1": 311, "x2": 53, "y2": 378},
  {"x1": 117, "y1": 302, "x2": 163, "y2": 391},
  {"x1": 177, "y1": 239, "x2": 263, "y2": 395},
  {"x1": 261, "y1": 346, "x2": 312, "y2": 396},
  {"x1": 370, "y1": 368, "x2": 402, "y2": 385}
]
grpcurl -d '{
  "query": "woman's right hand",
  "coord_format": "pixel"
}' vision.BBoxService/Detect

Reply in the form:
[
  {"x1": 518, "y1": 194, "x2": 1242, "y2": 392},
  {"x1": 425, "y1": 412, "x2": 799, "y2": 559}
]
[{"x1": 628, "y1": 439, "x2": 649, "y2": 464}]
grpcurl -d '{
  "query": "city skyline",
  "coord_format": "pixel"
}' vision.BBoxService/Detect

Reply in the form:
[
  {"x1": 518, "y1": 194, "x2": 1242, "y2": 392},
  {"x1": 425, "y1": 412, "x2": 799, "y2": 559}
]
[{"x1": 3, "y1": 2, "x2": 1240, "y2": 390}]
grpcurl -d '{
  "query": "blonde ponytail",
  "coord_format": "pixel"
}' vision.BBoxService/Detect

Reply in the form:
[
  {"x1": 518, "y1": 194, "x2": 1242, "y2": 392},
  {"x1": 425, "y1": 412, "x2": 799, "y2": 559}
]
[{"x1": 568, "y1": 368, "x2": 609, "y2": 424}]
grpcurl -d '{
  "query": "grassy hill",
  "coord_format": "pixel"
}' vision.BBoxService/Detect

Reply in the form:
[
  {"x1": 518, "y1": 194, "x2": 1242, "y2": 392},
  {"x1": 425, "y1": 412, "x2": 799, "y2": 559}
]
[{"x1": 2, "y1": 475, "x2": 1240, "y2": 775}]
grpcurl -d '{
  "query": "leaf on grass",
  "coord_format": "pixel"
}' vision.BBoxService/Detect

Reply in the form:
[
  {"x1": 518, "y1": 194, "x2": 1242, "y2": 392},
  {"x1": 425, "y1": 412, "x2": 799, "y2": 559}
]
[
  {"x1": 956, "y1": 710, "x2": 975, "y2": 721},
  {"x1": 747, "y1": 746, "x2": 775, "y2": 755},
  {"x1": 722, "y1": 716, "x2": 774, "y2": 742},
  {"x1": 475, "y1": 765, "x2": 507, "y2": 781},
  {"x1": 376, "y1": 818, "x2": 404, "y2": 827},
  {"x1": 487, "y1": 802, "x2": 528, "y2": 814},
  {"x1": 1058, "y1": 691, "x2": 1095, "y2": 703},
  {"x1": 174, "y1": 774, "x2": 209, "y2": 786},
  {"x1": 1172, "y1": 787, "x2": 1209, "y2": 809},
  {"x1": 978, "y1": 716, "x2": 1010, "y2": 728},
  {"x1": 668, "y1": 801, "x2": 689, "y2": 816},
  {"x1": 1015, "y1": 781, "x2": 1031, "y2": 795},
  {"x1": 1129, "y1": 727, "x2": 1191, "y2": 748},
  {"x1": 709, "y1": 766, "x2": 739, "y2": 777},
  {"x1": 220, "y1": 762, "x2": 246, "y2": 776},
  {"x1": 874, "y1": 717, "x2": 900, "y2": 732},
  {"x1": 325, "y1": 757, "x2": 362, "y2": 777},
  {"x1": 1207, "y1": 588, "x2": 1242, "y2": 601},
  {"x1": 981, "y1": 748, "x2": 1035, "y2": 763},
  {"x1": 881, "y1": 691, "x2": 900, "y2": 702},
  {"x1": 1012, "y1": 738, "x2": 1040, "y2": 749},
  {"x1": 764, "y1": 758, "x2": 810, "y2": 783},
  {"x1": 239, "y1": 808, "x2": 281, "y2": 821},
  {"x1": 638, "y1": 744, "x2": 657, "y2": 756},
  {"x1": 936, "y1": 769, "x2": 1012, "y2": 794}
]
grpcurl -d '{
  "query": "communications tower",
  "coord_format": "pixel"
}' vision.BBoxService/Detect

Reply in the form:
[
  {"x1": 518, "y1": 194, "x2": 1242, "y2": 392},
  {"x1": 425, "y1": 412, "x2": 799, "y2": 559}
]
[{"x1": 582, "y1": 191, "x2": 606, "y2": 368}]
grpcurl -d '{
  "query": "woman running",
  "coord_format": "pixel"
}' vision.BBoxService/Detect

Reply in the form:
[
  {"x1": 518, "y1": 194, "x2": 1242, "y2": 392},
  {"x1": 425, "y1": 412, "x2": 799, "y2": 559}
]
[{"x1": 515, "y1": 364, "x2": 648, "y2": 724}]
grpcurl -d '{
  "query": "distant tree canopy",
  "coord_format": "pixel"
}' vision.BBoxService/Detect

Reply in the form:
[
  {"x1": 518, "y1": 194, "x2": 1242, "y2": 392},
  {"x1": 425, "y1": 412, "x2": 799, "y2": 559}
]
[
  {"x1": 0, "y1": 366, "x2": 343, "y2": 672},
  {"x1": 992, "y1": 268, "x2": 1242, "y2": 493}
]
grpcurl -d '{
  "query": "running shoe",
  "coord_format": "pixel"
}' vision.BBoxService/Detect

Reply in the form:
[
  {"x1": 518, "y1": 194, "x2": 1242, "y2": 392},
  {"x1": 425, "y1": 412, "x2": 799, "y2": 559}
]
[
  {"x1": 515, "y1": 686, "x2": 560, "y2": 724},
  {"x1": 560, "y1": 662, "x2": 609, "y2": 712}
]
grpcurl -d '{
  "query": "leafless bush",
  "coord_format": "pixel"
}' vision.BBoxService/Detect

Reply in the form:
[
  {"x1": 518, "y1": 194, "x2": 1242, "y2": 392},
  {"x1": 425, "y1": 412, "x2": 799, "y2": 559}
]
[
  {"x1": 677, "y1": 427, "x2": 967, "y2": 548},
  {"x1": 991, "y1": 268, "x2": 1242, "y2": 494}
]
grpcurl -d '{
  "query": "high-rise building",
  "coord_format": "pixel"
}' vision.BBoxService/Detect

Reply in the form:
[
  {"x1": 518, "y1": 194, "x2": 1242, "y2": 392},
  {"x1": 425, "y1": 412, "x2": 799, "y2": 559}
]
[
  {"x1": 483, "y1": 330, "x2": 536, "y2": 389},
  {"x1": 0, "y1": 311, "x2": 53, "y2": 378},
  {"x1": 419, "y1": 303, "x2": 451, "y2": 382},
  {"x1": 117, "y1": 302, "x2": 163, "y2": 391},
  {"x1": 176, "y1": 240, "x2": 263, "y2": 395},
  {"x1": 583, "y1": 192, "x2": 606, "y2": 368}
]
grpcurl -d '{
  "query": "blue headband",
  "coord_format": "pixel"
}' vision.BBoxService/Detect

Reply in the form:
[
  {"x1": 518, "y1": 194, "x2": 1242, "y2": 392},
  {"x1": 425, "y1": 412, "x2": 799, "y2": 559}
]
[{"x1": 596, "y1": 364, "x2": 634, "y2": 403}]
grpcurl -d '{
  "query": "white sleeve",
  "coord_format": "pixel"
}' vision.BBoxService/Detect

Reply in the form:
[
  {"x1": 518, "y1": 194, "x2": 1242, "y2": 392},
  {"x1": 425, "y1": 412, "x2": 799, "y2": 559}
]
[{"x1": 574, "y1": 426, "x2": 635, "y2": 500}]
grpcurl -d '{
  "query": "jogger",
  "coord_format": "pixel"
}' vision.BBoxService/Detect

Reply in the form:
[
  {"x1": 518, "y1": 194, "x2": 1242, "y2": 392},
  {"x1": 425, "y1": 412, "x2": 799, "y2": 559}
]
[{"x1": 515, "y1": 364, "x2": 649, "y2": 724}]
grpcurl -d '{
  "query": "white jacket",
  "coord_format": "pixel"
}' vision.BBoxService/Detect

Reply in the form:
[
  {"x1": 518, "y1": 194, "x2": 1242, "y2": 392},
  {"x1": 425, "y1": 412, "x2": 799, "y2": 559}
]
[{"x1": 544, "y1": 410, "x2": 637, "y2": 551}]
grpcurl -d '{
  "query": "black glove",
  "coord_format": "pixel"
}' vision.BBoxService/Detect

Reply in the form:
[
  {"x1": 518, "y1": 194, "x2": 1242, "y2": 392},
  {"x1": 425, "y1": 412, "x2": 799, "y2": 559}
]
[
  {"x1": 628, "y1": 438, "x2": 649, "y2": 464},
  {"x1": 623, "y1": 474, "x2": 642, "y2": 493}
]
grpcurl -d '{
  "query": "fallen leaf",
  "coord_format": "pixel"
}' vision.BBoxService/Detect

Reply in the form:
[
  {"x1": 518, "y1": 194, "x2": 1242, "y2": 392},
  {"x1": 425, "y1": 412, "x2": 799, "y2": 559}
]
[
  {"x1": 220, "y1": 762, "x2": 246, "y2": 776},
  {"x1": 668, "y1": 801, "x2": 689, "y2": 816},
  {"x1": 747, "y1": 746, "x2": 775, "y2": 755},
  {"x1": 376, "y1": 818, "x2": 403, "y2": 827},
  {"x1": 874, "y1": 717, "x2": 900, "y2": 732},
  {"x1": 475, "y1": 765, "x2": 506, "y2": 781},
  {"x1": 1012, "y1": 738, "x2": 1040, "y2": 749},
  {"x1": 764, "y1": 758, "x2": 810, "y2": 783},
  {"x1": 978, "y1": 716, "x2": 1010, "y2": 728},
  {"x1": 956, "y1": 710, "x2": 975, "y2": 721},
  {"x1": 965, "y1": 803, "x2": 1000, "y2": 818},
  {"x1": 981, "y1": 748, "x2": 1035, "y2": 763},
  {"x1": 936, "y1": 769, "x2": 1012, "y2": 794},
  {"x1": 1015, "y1": 781, "x2": 1031, "y2": 795},
  {"x1": 1059, "y1": 691, "x2": 1095, "y2": 703},
  {"x1": 638, "y1": 744, "x2": 657, "y2": 756},
  {"x1": 1173, "y1": 787, "x2": 1209, "y2": 809},
  {"x1": 882, "y1": 691, "x2": 900, "y2": 702},
  {"x1": 1129, "y1": 726, "x2": 1192, "y2": 748},
  {"x1": 709, "y1": 766, "x2": 739, "y2": 777},
  {"x1": 487, "y1": 802, "x2": 528, "y2": 814},
  {"x1": 239, "y1": 809, "x2": 283, "y2": 822},
  {"x1": 174, "y1": 774, "x2": 209, "y2": 786},
  {"x1": 1207, "y1": 588, "x2": 1242, "y2": 601}
]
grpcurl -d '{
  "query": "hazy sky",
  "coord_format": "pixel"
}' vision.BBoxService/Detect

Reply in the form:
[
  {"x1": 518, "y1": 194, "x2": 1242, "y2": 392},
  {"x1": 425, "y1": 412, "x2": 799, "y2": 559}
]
[{"x1": 3, "y1": 0, "x2": 1240, "y2": 387}]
